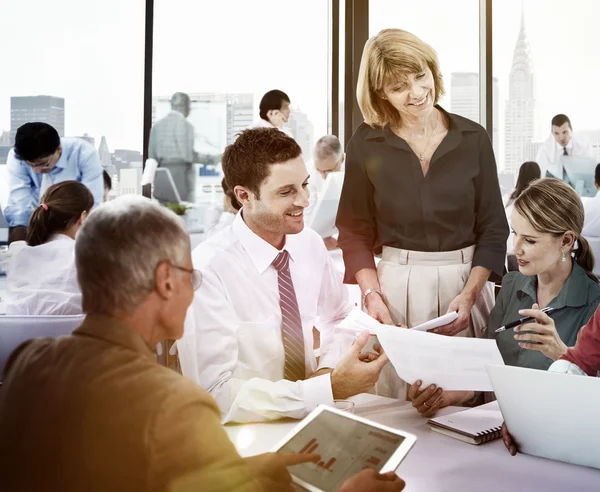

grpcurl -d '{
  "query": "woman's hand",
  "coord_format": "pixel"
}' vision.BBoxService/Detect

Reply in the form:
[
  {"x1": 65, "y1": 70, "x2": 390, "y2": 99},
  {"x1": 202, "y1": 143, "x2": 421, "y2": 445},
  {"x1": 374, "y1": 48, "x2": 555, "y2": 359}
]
[
  {"x1": 365, "y1": 292, "x2": 394, "y2": 325},
  {"x1": 407, "y1": 381, "x2": 474, "y2": 418},
  {"x1": 514, "y1": 303, "x2": 568, "y2": 361},
  {"x1": 433, "y1": 291, "x2": 475, "y2": 336}
]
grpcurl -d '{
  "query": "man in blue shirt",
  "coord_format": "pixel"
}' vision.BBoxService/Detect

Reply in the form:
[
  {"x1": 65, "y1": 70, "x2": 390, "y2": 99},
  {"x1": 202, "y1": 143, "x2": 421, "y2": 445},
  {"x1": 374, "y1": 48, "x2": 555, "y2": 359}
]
[{"x1": 5, "y1": 122, "x2": 103, "y2": 243}]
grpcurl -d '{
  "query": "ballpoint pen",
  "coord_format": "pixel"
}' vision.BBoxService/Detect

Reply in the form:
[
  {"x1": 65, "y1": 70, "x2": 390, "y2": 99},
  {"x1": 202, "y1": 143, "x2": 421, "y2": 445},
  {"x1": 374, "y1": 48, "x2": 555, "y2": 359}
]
[{"x1": 494, "y1": 307, "x2": 556, "y2": 333}]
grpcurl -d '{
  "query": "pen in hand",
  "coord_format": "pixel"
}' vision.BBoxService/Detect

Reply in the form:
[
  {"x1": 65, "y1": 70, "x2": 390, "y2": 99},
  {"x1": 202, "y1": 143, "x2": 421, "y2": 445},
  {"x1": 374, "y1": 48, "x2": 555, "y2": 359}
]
[{"x1": 494, "y1": 307, "x2": 556, "y2": 333}]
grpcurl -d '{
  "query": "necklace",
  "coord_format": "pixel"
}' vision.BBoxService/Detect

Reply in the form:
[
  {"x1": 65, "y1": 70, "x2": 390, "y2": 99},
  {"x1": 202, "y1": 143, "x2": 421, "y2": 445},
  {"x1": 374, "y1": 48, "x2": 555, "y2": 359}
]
[{"x1": 396, "y1": 112, "x2": 440, "y2": 161}]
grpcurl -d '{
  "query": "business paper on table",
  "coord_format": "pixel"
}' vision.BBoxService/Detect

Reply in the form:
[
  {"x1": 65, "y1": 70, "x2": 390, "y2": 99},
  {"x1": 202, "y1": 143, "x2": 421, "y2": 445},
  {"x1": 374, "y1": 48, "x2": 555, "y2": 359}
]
[
  {"x1": 335, "y1": 307, "x2": 458, "y2": 334},
  {"x1": 375, "y1": 325, "x2": 504, "y2": 391}
]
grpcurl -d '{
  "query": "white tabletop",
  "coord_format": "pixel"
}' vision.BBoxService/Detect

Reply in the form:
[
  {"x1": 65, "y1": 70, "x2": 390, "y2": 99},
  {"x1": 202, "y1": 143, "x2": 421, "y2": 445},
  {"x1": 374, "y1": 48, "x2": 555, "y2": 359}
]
[{"x1": 224, "y1": 393, "x2": 600, "y2": 491}]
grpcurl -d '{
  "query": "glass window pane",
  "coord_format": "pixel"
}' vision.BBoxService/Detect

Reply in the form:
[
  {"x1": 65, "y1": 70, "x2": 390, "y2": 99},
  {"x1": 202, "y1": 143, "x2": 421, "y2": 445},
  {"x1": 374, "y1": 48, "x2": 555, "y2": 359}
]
[
  {"x1": 0, "y1": 0, "x2": 145, "y2": 205},
  {"x1": 152, "y1": 0, "x2": 329, "y2": 222},
  {"x1": 494, "y1": 0, "x2": 600, "y2": 195}
]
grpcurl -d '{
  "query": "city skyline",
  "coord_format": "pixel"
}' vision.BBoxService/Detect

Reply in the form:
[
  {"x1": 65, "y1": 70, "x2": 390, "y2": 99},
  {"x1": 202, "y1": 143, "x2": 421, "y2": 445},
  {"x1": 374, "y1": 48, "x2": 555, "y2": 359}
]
[{"x1": 1, "y1": 0, "x2": 599, "y2": 166}]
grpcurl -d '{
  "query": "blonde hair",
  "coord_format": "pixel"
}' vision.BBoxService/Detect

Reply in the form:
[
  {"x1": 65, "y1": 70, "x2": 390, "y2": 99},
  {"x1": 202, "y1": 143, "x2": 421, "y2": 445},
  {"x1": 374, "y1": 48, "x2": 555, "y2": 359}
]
[
  {"x1": 357, "y1": 29, "x2": 445, "y2": 129},
  {"x1": 514, "y1": 178, "x2": 597, "y2": 283}
]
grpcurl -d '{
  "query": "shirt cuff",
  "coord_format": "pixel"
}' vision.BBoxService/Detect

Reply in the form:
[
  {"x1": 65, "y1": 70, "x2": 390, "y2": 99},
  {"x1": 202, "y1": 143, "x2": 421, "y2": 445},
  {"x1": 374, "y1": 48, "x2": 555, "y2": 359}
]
[
  {"x1": 300, "y1": 373, "x2": 333, "y2": 412},
  {"x1": 472, "y1": 246, "x2": 505, "y2": 281},
  {"x1": 6, "y1": 212, "x2": 31, "y2": 229},
  {"x1": 548, "y1": 359, "x2": 587, "y2": 376}
]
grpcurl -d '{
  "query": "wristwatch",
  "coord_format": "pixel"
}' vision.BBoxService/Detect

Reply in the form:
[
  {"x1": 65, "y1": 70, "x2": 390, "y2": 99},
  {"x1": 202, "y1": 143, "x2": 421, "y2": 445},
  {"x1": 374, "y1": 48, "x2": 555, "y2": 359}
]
[{"x1": 362, "y1": 288, "x2": 382, "y2": 306}]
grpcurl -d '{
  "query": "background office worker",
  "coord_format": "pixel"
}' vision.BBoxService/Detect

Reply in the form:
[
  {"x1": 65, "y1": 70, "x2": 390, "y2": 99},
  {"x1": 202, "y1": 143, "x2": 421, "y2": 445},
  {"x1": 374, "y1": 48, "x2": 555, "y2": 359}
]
[
  {"x1": 536, "y1": 114, "x2": 594, "y2": 179},
  {"x1": 148, "y1": 92, "x2": 199, "y2": 201},
  {"x1": 6, "y1": 181, "x2": 94, "y2": 315},
  {"x1": 251, "y1": 89, "x2": 294, "y2": 137},
  {"x1": 337, "y1": 29, "x2": 507, "y2": 374},
  {"x1": 4, "y1": 122, "x2": 103, "y2": 244}
]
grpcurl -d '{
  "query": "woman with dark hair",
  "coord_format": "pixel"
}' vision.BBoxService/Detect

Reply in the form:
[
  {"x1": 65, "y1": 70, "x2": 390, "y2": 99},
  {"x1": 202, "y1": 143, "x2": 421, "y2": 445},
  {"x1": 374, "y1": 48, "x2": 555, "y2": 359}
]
[
  {"x1": 6, "y1": 180, "x2": 94, "y2": 315},
  {"x1": 506, "y1": 162, "x2": 541, "y2": 264}
]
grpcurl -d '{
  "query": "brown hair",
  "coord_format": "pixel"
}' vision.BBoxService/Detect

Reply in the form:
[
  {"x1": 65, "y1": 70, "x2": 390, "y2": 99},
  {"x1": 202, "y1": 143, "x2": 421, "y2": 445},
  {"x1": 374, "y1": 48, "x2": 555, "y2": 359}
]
[
  {"x1": 221, "y1": 178, "x2": 241, "y2": 212},
  {"x1": 514, "y1": 178, "x2": 597, "y2": 283},
  {"x1": 357, "y1": 29, "x2": 445, "y2": 129},
  {"x1": 222, "y1": 127, "x2": 302, "y2": 198},
  {"x1": 27, "y1": 181, "x2": 94, "y2": 247}
]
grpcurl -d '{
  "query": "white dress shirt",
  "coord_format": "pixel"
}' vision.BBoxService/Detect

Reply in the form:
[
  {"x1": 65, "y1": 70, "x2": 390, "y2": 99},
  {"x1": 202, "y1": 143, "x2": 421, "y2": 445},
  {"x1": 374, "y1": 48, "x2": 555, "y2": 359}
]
[
  {"x1": 582, "y1": 191, "x2": 600, "y2": 278},
  {"x1": 304, "y1": 159, "x2": 326, "y2": 225},
  {"x1": 536, "y1": 134, "x2": 594, "y2": 178},
  {"x1": 5, "y1": 234, "x2": 82, "y2": 315},
  {"x1": 250, "y1": 118, "x2": 294, "y2": 138},
  {"x1": 178, "y1": 212, "x2": 353, "y2": 423}
]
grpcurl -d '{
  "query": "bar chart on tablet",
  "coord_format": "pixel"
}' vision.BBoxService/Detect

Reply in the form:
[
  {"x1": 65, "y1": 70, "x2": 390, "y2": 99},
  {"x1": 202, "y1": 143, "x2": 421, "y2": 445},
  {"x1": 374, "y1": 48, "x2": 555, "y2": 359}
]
[{"x1": 279, "y1": 411, "x2": 405, "y2": 490}]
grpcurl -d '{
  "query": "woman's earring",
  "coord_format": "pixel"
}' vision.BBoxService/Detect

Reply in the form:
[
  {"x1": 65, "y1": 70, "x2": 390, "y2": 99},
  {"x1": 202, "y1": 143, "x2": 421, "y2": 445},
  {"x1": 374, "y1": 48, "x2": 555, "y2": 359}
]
[{"x1": 561, "y1": 252, "x2": 567, "y2": 263}]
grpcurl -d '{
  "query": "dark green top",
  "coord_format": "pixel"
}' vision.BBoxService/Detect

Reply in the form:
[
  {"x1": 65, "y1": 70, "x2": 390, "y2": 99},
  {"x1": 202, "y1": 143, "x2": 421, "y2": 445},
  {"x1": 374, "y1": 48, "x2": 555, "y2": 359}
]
[{"x1": 487, "y1": 262, "x2": 600, "y2": 370}]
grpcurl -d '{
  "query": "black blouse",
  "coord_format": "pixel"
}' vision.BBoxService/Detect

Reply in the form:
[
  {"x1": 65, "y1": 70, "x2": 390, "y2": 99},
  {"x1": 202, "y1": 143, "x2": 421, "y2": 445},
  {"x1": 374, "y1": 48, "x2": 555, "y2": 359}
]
[{"x1": 336, "y1": 106, "x2": 508, "y2": 283}]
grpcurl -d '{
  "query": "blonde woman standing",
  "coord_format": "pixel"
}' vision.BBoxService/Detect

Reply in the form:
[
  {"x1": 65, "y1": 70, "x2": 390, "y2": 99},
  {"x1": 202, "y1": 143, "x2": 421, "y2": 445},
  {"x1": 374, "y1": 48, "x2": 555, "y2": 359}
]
[{"x1": 336, "y1": 29, "x2": 508, "y2": 398}]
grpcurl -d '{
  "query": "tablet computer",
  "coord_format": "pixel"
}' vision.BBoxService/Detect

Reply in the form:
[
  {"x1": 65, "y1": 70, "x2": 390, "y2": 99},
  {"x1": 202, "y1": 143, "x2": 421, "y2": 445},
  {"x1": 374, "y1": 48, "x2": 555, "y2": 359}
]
[{"x1": 271, "y1": 405, "x2": 417, "y2": 492}]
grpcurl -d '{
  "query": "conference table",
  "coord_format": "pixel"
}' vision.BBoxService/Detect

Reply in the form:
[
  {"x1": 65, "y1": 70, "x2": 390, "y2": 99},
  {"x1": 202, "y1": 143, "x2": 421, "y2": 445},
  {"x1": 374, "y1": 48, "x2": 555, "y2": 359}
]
[{"x1": 224, "y1": 393, "x2": 600, "y2": 491}]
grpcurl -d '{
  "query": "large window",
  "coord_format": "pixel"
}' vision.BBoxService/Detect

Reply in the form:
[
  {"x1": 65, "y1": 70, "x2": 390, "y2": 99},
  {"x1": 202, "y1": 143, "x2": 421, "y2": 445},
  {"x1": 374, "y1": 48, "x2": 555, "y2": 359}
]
[
  {"x1": 369, "y1": 0, "x2": 482, "y2": 128},
  {"x1": 0, "y1": 0, "x2": 145, "y2": 205},
  {"x1": 493, "y1": 0, "x2": 600, "y2": 193},
  {"x1": 152, "y1": 0, "x2": 330, "y2": 217}
]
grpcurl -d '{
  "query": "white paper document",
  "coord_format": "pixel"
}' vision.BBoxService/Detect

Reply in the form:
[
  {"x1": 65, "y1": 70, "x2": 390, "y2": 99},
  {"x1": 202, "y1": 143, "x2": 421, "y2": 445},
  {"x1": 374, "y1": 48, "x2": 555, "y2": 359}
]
[
  {"x1": 375, "y1": 325, "x2": 504, "y2": 391},
  {"x1": 336, "y1": 307, "x2": 458, "y2": 334}
]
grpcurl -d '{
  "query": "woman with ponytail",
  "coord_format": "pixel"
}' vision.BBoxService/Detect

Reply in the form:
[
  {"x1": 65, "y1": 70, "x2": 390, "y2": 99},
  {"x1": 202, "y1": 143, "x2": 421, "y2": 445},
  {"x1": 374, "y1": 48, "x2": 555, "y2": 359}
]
[
  {"x1": 411, "y1": 178, "x2": 600, "y2": 417},
  {"x1": 6, "y1": 181, "x2": 94, "y2": 315}
]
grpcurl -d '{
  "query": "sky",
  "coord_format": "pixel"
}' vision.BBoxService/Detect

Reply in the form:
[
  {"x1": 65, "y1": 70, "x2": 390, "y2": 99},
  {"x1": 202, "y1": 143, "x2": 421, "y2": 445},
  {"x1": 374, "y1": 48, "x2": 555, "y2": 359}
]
[{"x1": 0, "y1": 0, "x2": 598, "y2": 158}]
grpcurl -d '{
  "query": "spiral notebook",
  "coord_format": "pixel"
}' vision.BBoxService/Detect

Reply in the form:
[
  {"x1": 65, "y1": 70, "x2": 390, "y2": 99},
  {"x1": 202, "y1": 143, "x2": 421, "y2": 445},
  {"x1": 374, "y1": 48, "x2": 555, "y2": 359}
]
[{"x1": 427, "y1": 401, "x2": 503, "y2": 445}]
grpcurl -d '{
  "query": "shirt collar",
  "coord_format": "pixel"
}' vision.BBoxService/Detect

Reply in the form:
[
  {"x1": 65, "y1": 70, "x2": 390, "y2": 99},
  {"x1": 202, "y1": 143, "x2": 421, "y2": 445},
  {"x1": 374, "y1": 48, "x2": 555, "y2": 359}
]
[
  {"x1": 555, "y1": 138, "x2": 574, "y2": 152},
  {"x1": 517, "y1": 261, "x2": 593, "y2": 309},
  {"x1": 53, "y1": 139, "x2": 68, "y2": 170},
  {"x1": 47, "y1": 233, "x2": 74, "y2": 243},
  {"x1": 74, "y1": 313, "x2": 156, "y2": 360},
  {"x1": 169, "y1": 110, "x2": 185, "y2": 119},
  {"x1": 232, "y1": 211, "x2": 301, "y2": 275}
]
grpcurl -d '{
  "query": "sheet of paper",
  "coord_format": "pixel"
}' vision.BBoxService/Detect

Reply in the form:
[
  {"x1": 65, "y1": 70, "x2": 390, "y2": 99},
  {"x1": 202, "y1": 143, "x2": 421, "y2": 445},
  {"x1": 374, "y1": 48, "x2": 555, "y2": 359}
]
[
  {"x1": 375, "y1": 325, "x2": 504, "y2": 391},
  {"x1": 411, "y1": 311, "x2": 458, "y2": 332},
  {"x1": 335, "y1": 307, "x2": 458, "y2": 334}
]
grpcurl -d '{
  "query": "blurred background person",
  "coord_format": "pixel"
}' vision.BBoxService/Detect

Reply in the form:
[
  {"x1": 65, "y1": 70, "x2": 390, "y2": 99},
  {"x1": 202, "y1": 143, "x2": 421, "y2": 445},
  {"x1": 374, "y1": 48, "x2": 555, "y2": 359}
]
[
  {"x1": 536, "y1": 114, "x2": 594, "y2": 179},
  {"x1": 5, "y1": 181, "x2": 94, "y2": 315},
  {"x1": 505, "y1": 161, "x2": 541, "y2": 270},
  {"x1": 410, "y1": 179, "x2": 600, "y2": 416},
  {"x1": 204, "y1": 178, "x2": 241, "y2": 239},
  {"x1": 251, "y1": 89, "x2": 293, "y2": 137},
  {"x1": 5, "y1": 122, "x2": 103, "y2": 244},
  {"x1": 336, "y1": 29, "x2": 508, "y2": 398},
  {"x1": 149, "y1": 92, "x2": 198, "y2": 202},
  {"x1": 306, "y1": 135, "x2": 345, "y2": 250},
  {"x1": 582, "y1": 163, "x2": 600, "y2": 279}
]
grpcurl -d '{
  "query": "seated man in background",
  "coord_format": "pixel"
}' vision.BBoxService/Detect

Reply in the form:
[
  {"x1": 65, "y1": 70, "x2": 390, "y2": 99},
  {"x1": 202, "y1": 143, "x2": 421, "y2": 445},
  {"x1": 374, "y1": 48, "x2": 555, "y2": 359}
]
[
  {"x1": 5, "y1": 122, "x2": 104, "y2": 243},
  {"x1": 0, "y1": 195, "x2": 404, "y2": 492},
  {"x1": 178, "y1": 128, "x2": 389, "y2": 423},
  {"x1": 251, "y1": 89, "x2": 294, "y2": 137},
  {"x1": 305, "y1": 135, "x2": 345, "y2": 251},
  {"x1": 6, "y1": 181, "x2": 94, "y2": 315}
]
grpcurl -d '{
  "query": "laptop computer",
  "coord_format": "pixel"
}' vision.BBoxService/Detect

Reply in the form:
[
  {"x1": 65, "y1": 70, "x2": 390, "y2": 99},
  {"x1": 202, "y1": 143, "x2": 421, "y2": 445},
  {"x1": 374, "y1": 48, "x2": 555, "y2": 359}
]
[
  {"x1": 153, "y1": 168, "x2": 182, "y2": 204},
  {"x1": 486, "y1": 364, "x2": 600, "y2": 469}
]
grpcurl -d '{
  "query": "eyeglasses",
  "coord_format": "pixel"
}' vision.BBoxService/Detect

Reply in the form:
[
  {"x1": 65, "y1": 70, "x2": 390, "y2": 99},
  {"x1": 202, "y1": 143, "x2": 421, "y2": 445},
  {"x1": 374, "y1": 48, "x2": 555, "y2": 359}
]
[{"x1": 170, "y1": 264, "x2": 203, "y2": 290}]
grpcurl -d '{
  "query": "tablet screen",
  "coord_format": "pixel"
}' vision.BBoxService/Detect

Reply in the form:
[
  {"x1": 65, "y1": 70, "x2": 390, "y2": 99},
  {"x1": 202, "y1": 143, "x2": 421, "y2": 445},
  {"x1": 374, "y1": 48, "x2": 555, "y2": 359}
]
[{"x1": 278, "y1": 409, "x2": 406, "y2": 491}]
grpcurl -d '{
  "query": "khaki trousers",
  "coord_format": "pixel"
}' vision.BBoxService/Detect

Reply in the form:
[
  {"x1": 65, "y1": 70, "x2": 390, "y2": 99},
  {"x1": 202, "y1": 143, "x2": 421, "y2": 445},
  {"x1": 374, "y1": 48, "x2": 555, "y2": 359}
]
[{"x1": 373, "y1": 245, "x2": 495, "y2": 399}]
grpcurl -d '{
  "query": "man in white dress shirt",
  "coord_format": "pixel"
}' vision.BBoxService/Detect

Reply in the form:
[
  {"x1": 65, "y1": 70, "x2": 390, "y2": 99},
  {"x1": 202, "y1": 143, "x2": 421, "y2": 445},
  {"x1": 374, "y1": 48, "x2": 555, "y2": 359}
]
[
  {"x1": 179, "y1": 128, "x2": 389, "y2": 423},
  {"x1": 536, "y1": 114, "x2": 594, "y2": 178},
  {"x1": 305, "y1": 135, "x2": 345, "y2": 250}
]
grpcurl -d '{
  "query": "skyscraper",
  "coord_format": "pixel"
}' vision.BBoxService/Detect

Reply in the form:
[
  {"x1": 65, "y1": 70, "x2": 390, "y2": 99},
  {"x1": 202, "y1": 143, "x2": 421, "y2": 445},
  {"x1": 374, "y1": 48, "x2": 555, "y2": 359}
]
[
  {"x1": 287, "y1": 108, "x2": 314, "y2": 159},
  {"x1": 504, "y1": 12, "x2": 535, "y2": 174},
  {"x1": 450, "y1": 72, "x2": 500, "y2": 162},
  {"x1": 10, "y1": 96, "x2": 65, "y2": 145}
]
